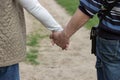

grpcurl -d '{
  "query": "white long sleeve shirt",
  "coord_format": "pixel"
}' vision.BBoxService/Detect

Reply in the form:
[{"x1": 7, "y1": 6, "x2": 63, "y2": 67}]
[{"x1": 18, "y1": 0, "x2": 63, "y2": 31}]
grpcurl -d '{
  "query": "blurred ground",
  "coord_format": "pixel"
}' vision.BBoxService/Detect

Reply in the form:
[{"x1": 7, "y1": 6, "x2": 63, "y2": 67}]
[{"x1": 20, "y1": 0, "x2": 97, "y2": 80}]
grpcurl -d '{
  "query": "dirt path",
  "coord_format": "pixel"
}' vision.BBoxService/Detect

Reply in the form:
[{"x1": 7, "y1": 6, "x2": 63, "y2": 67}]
[{"x1": 20, "y1": 0, "x2": 97, "y2": 80}]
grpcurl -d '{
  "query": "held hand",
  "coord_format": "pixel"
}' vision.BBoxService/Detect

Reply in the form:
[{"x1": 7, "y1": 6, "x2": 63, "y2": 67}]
[{"x1": 50, "y1": 31, "x2": 69, "y2": 50}]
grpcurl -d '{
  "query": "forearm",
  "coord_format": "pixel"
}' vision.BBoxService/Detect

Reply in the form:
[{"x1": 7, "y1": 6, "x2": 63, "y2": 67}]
[
  {"x1": 63, "y1": 9, "x2": 90, "y2": 38},
  {"x1": 18, "y1": 0, "x2": 63, "y2": 31}
]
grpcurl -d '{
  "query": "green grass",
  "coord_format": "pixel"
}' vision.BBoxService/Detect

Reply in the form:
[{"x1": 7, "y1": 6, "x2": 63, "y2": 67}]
[
  {"x1": 26, "y1": 32, "x2": 48, "y2": 65},
  {"x1": 55, "y1": 0, "x2": 99, "y2": 29},
  {"x1": 56, "y1": 0, "x2": 79, "y2": 15},
  {"x1": 27, "y1": 33, "x2": 48, "y2": 47},
  {"x1": 86, "y1": 15, "x2": 99, "y2": 29},
  {"x1": 26, "y1": 49, "x2": 39, "y2": 65}
]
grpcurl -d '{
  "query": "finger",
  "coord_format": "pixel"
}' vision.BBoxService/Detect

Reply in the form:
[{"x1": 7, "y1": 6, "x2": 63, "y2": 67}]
[
  {"x1": 64, "y1": 40, "x2": 70, "y2": 50},
  {"x1": 61, "y1": 41, "x2": 69, "y2": 50},
  {"x1": 51, "y1": 39, "x2": 55, "y2": 46},
  {"x1": 49, "y1": 34, "x2": 53, "y2": 39},
  {"x1": 62, "y1": 46, "x2": 67, "y2": 50},
  {"x1": 62, "y1": 45, "x2": 67, "y2": 50},
  {"x1": 65, "y1": 44, "x2": 69, "y2": 50}
]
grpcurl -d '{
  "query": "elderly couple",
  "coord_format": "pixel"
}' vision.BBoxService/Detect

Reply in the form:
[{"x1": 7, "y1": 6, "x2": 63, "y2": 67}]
[{"x1": 0, "y1": 0, "x2": 120, "y2": 80}]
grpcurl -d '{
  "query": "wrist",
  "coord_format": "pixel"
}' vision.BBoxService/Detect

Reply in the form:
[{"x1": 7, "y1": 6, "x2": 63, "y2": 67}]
[
  {"x1": 62, "y1": 30, "x2": 70, "y2": 40},
  {"x1": 51, "y1": 26, "x2": 63, "y2": 32}
]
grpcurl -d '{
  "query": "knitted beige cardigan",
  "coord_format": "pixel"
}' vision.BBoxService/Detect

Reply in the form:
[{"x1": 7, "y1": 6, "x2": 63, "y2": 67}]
[{"x1": 0, "y1": 0, "x2": 26, "y2": 67}]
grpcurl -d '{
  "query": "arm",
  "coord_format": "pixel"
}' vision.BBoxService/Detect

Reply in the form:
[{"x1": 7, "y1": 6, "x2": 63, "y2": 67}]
[
  {"x1": 17, "y1": 0, "x2": 63, "y2": 31},
  {"x1": 64, "y1": 0, "x2": 103, "y2": 38},
  {"x1": 63, "y1": 9, "x2": 90, "y2": 38},
  {"x1": 51, "y1": 0, "x2": 103, "y2": 49}
]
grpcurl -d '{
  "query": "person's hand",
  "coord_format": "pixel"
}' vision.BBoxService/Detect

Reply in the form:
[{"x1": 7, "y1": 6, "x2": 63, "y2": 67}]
[{"x1": 50, "y1": 31, "x2": 69, "y2": 50}]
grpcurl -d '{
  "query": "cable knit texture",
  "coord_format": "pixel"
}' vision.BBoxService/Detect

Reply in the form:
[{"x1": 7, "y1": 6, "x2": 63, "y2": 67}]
[{"x1": 0, "y1": 0, "x2": 26, "y2": 67}]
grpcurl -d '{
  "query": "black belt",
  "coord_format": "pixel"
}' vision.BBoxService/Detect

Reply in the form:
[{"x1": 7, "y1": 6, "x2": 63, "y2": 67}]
[{"x1": 98, "y1": 27, "x2": 120, "y2": 40}]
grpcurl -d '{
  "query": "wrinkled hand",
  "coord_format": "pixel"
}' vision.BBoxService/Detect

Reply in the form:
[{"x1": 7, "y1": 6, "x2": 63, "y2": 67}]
[{"x1": 50, "y1": 31, "x2": 69, "y2": 50}]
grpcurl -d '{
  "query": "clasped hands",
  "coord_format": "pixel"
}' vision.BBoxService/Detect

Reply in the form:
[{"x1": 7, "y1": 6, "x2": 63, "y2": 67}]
[{"x1": 50, "y1": 31, "x2": 69, "y2": 50}]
